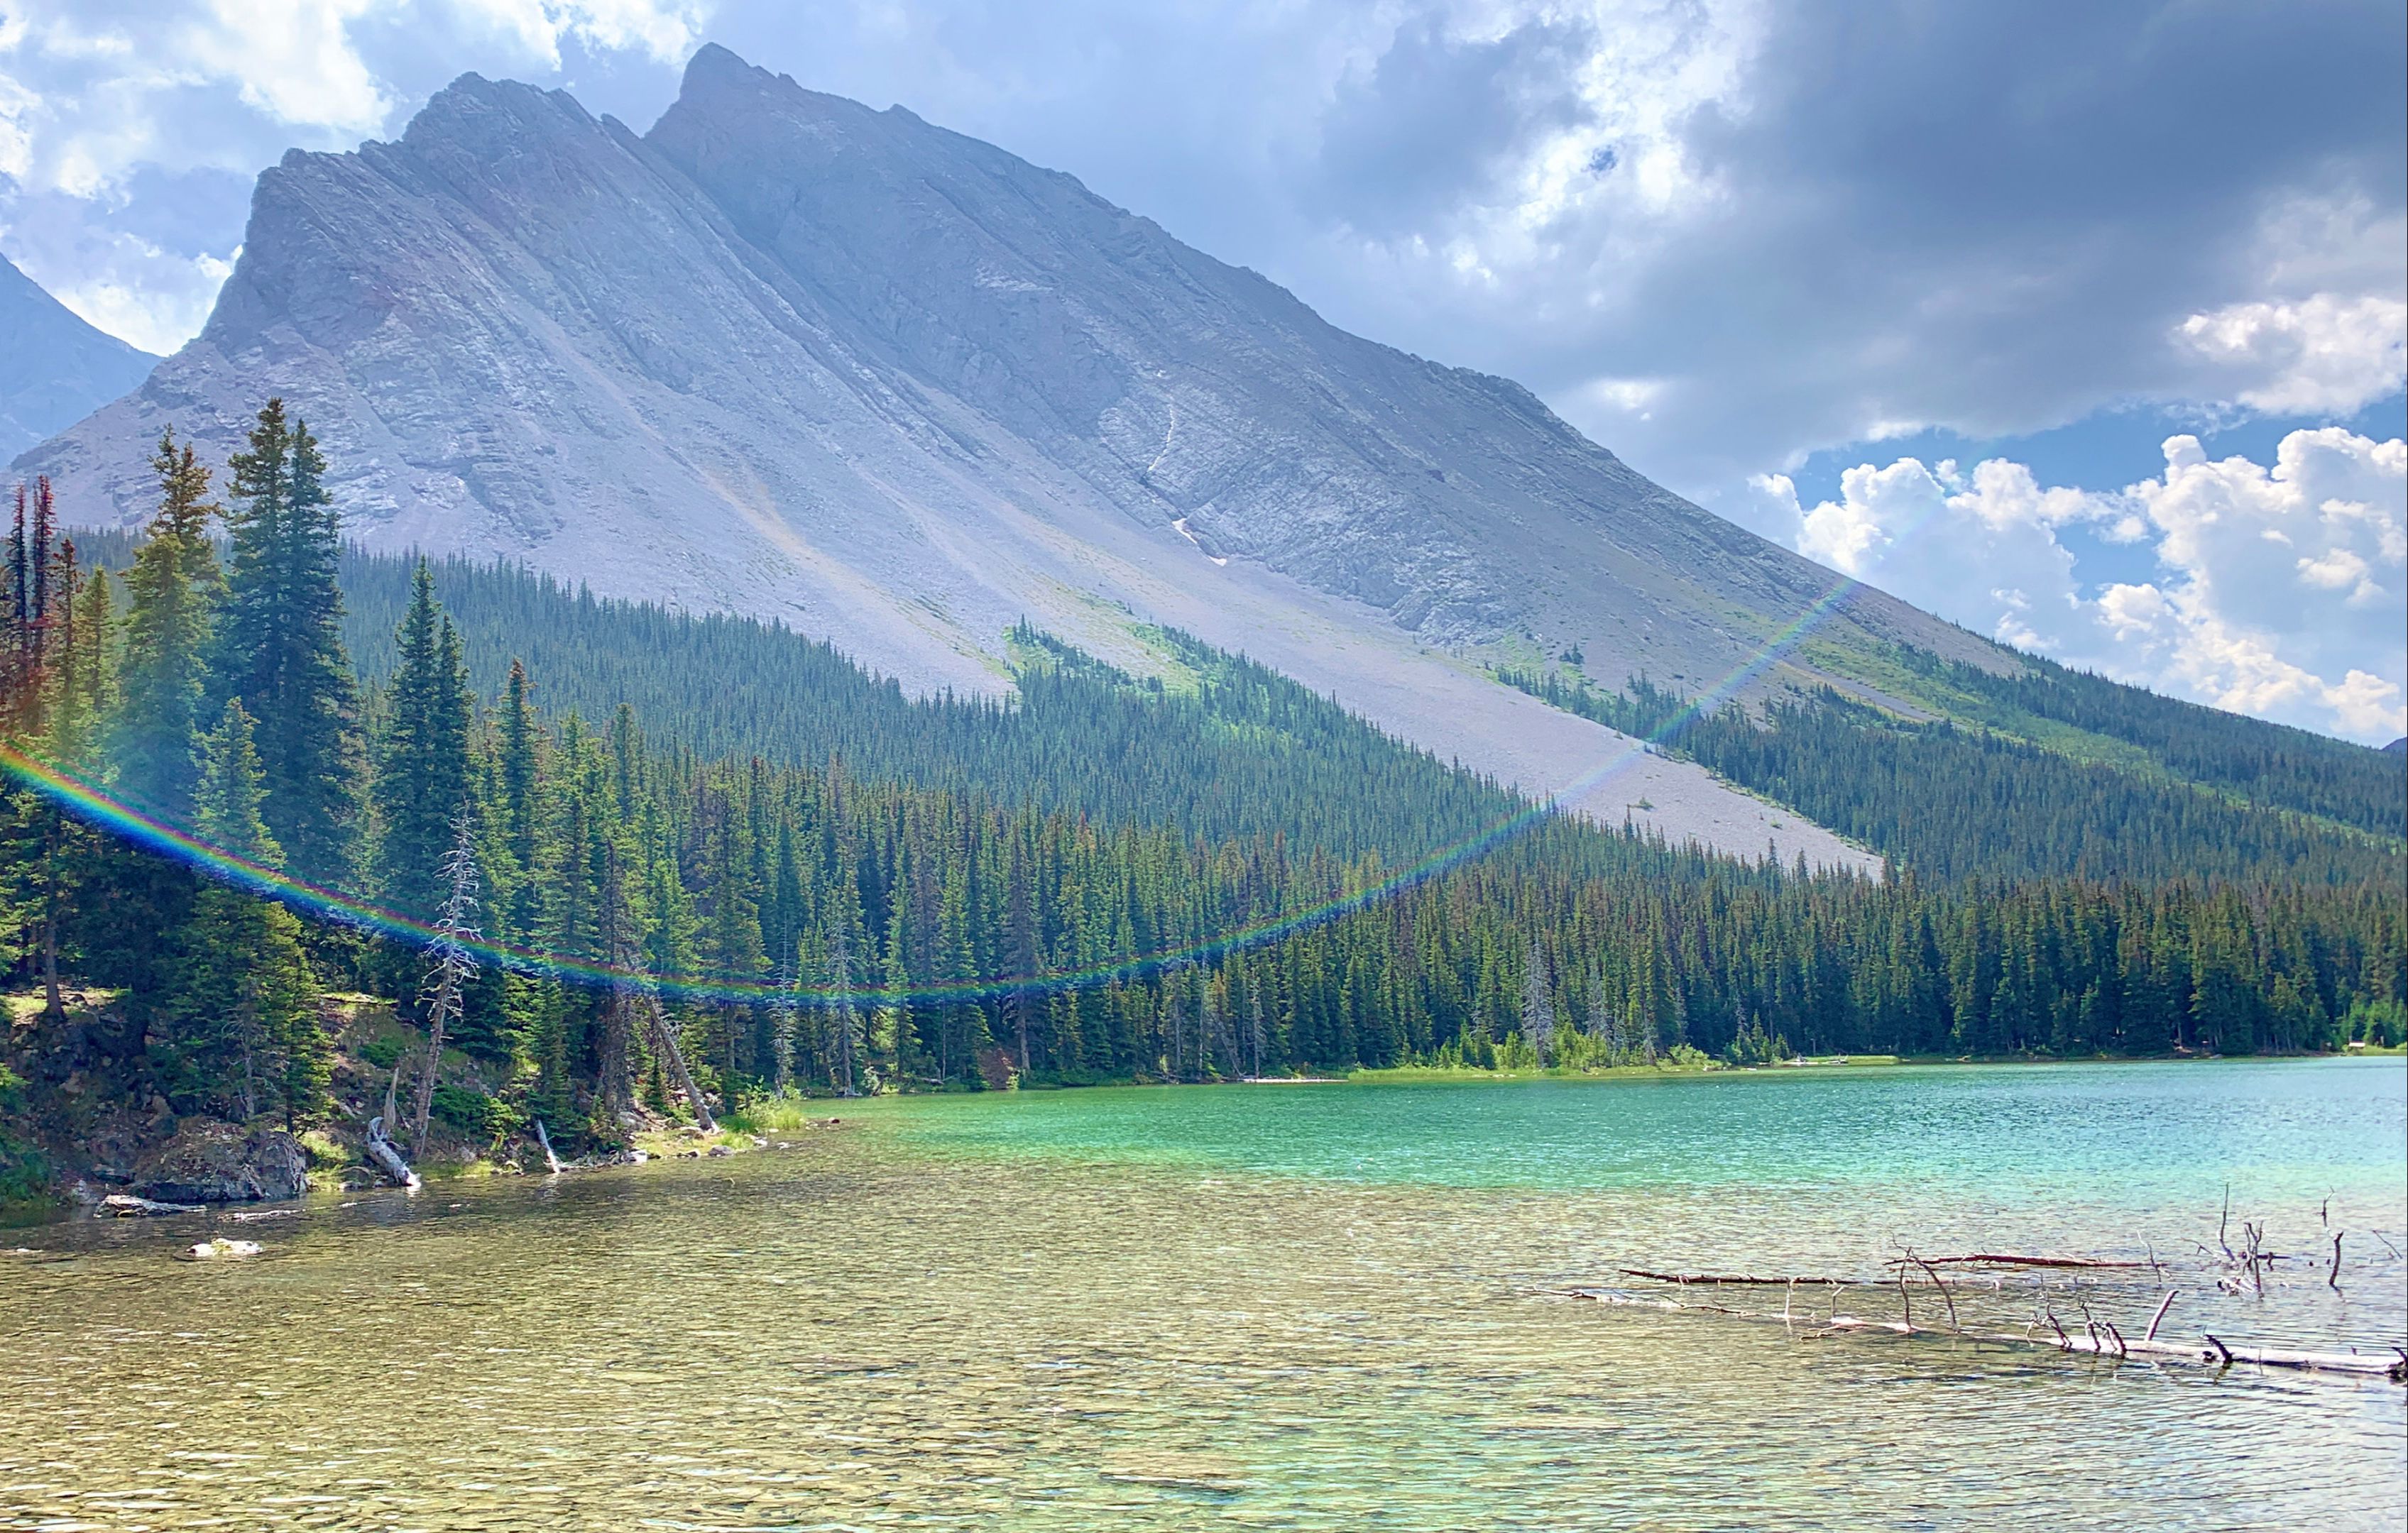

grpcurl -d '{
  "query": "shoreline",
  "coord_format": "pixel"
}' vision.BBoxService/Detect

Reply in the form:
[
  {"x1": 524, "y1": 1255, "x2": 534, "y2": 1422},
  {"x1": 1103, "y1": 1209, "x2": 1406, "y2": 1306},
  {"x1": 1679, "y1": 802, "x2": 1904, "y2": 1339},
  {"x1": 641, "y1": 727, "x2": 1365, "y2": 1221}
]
[{"x1": 9, "y1": 1041, "x2": 2399, "y2": 1227}]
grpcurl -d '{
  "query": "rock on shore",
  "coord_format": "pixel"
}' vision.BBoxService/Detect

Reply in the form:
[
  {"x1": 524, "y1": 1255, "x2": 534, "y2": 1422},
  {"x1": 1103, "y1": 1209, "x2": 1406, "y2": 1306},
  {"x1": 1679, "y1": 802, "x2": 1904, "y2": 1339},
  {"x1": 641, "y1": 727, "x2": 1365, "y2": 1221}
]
[{"x1": 130, "y1": 1121, "x2": 309, "y2": 1204}]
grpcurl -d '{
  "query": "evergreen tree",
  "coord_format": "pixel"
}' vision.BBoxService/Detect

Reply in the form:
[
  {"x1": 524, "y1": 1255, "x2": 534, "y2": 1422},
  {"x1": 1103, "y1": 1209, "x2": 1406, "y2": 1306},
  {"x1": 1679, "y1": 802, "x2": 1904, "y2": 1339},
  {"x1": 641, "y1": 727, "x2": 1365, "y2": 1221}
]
[
  {"x1": 497, "y1": 658, "x2": 542, "y2": 927},
  {"x1": 158, "y1": 701, "x2": 322, "y2": 1123},
  {"x1": 113, "y1": 432, "x2": 224, "y2": 821},
  {"x1": 371, "y1": 561, "x2": 476, "y2": 923},
  {"x1": 1519, "y1": 938, "x2": 1556, "y2": 1064},
  {"x1": 213, "y1": 400, "x2": 362, "y2": 885}
]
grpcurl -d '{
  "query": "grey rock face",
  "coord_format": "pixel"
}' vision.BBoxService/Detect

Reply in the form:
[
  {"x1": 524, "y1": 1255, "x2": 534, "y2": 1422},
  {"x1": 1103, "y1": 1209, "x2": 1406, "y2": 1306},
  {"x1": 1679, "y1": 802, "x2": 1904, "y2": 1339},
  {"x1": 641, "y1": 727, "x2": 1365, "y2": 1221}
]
[
  {"x1": 0, "y1": 255, "x2": 157, "y2": 458},
  {"x1": 19, "y1": 45, "x2": 1993, "y2": 868},
  {"x1": 131, "y1": 1120, "x2": 309, "y2": 1203}
]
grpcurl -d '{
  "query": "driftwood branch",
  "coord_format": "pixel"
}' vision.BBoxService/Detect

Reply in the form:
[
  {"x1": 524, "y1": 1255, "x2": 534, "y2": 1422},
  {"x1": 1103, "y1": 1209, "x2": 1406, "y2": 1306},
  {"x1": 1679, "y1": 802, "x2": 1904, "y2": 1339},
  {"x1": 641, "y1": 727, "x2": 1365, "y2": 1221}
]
[
  {"x1": 1905, "y1": 1248, "x2": 1957, "y2": 1329},
  {"x1": 101, "y1": 1193, "x2": 200, "y2": 1216},
  {"x1": 1891, "y1": 1253, "x2": 2146, "y2": 1270},
  {"x1": 1560, "y1": 1287, "x2": 2405, "y2": 1382},
  {"x1": 2145, "y1": 1290, "x2": 2179, "y2": 1341},
  {"x1": 364, "y1": 1114, "x2": 421, "y2": 1190},
  {"x1": 1618, "y1": 1267, "x2": 1850, "y2": 1286}
]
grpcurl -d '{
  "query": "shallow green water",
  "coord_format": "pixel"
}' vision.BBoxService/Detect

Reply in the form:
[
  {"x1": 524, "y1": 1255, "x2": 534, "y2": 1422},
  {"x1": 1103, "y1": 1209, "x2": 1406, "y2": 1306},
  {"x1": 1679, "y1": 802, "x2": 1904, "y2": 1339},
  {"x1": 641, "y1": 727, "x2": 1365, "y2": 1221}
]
[{"x1": 3, "y1": 1060, "x2": 2402, "y2": 1530}]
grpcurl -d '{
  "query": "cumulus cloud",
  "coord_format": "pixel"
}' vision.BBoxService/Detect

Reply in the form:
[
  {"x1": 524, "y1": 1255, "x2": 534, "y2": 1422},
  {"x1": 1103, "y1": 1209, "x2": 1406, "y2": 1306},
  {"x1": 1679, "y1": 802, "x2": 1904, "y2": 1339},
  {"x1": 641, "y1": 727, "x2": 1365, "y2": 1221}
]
[
  {"x1": 1247, "y1": 1, "x2": 2406, "y2": 489},
  {"x1": 2177, "y1": 294, "x2": 2408, "y2": 417},
  {"x1": 1761, "y1": 430, "x2": 2408, "y2": 742},
  {"x1": 1771, "y1": 455, "x2": 2113, "y2": 661}
]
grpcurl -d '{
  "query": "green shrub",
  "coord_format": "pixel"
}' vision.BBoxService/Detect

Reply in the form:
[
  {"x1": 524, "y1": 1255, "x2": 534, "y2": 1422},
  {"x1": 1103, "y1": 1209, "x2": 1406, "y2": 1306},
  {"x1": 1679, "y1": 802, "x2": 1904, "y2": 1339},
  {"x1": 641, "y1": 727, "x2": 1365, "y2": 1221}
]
[
  {"x1": 0, "y1": 1065, "x2": 51, "y2": 1207},
  {"x1": 2345, "y1": 998, "x2": 2404, "y2": 1048},
  {"x1": 431, "y1": 1081, "x2": 499, "y2": 1136}
]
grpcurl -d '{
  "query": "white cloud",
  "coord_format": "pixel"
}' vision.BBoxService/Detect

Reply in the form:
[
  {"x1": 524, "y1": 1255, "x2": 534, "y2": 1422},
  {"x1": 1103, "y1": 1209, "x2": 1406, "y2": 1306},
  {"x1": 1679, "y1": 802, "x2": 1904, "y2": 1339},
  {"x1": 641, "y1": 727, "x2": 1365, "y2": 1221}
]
[
  {"x1": 182, "y1": 0, "x2": 395, "y2": 135},
  {"x1": 1780, "y1": 454, "x2": 2110, "y2": 660},
  {"x1": 449, "y1": 0, "x2": 706, "y2": 65},
  {"x1": 45, "y1": 241, "x2": 234, "y2": 355},
  {"x1": 2178, "y1": 293, "x2": 2408, "y2": 417},
  {"x1": 1768, "y1": 429, "x2": 2407, "y2": 742}
]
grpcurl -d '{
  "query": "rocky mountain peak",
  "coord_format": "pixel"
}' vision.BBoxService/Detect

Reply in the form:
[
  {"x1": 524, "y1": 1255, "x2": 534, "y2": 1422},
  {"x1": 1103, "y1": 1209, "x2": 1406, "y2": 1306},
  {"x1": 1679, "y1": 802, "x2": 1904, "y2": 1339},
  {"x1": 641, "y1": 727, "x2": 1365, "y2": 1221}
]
[{"x1": 16, "y1": 45, "x2": 2003, "y2": 869}]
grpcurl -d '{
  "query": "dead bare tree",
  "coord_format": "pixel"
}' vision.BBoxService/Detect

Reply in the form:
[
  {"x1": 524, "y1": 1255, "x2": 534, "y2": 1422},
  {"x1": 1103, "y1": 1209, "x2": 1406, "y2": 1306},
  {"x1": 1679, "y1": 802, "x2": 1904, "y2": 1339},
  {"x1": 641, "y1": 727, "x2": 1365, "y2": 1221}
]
[
  {"x1": 770, "y1": 952, "x2": 799, "y2": 1094},
  {"x1": 408, "y1": 814, "x2": 481, "y2": 1150},
  {"x1": 609, "y1": 932, "x2": 714, "y2": 1133},
  {"x1": 826, "y1": 913, "x2": 860, "y2": 1098}
]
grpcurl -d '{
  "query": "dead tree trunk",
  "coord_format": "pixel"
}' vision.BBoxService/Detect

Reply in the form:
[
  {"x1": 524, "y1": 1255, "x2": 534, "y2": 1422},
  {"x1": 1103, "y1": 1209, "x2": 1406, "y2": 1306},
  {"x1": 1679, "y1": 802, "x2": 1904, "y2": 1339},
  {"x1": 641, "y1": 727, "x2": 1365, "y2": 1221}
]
[
  {"x1": 645, "y1": 990, "x2": 716, "y2": 1133},
  {"x1": 409, "y1": 962, "x2": 459, "y2": 1150},
  {"x1": 365, "y1": 1115, "x2": 420, "y2": 1190},
  {"x1": 409, "y1": 816, "x2": 482, "y2": 1150}
]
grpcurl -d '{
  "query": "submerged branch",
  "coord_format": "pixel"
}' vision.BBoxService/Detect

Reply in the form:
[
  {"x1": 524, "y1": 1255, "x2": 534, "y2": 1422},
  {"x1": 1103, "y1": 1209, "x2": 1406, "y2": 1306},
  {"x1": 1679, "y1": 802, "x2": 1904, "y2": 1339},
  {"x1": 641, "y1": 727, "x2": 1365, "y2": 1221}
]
[
  {"x1": 1560, "y1": 1286, "x2": 2405, "y2": 1382},
  {"x1": 1891, "y1": 1253, "x2": 2147, "y2": 1270}
]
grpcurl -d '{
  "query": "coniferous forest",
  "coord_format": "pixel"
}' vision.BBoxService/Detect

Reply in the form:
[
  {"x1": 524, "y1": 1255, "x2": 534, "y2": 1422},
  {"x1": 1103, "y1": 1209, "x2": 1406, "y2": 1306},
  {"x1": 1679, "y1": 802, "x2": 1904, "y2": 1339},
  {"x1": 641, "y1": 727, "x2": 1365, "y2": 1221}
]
[{"x1": 3, "y1": 402, "x2": 2403, "y2": 1200}]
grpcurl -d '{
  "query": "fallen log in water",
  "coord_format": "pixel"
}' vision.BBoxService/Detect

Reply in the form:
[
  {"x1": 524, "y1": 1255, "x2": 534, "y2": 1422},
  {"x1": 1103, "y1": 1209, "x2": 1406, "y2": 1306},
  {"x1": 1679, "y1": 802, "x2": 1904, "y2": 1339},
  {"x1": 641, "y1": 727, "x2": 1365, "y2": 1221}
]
[
  {"x1": 1897, "y1": 1253, "x2": 2146, "y2": 1270},
  {"x1": 363, "y1": 1115, "x2": 421, "y2": 1191},
  {"x1": 1620, "y1": 1268, "x2": 1851, "y2": 1286},
  {"x1": 1619, "y1": 1266, "x2": 2013, "y2": 1291},
  {"x1": 533, "y1": 1119, "x2": 564, "y2": 1175},
  {"x1": 100, "y1": 1193, "x2": 201, "y2": 1217},
  {"x1": 1561, "y1": 1285, "x2": 2407, "y2": 1381}
]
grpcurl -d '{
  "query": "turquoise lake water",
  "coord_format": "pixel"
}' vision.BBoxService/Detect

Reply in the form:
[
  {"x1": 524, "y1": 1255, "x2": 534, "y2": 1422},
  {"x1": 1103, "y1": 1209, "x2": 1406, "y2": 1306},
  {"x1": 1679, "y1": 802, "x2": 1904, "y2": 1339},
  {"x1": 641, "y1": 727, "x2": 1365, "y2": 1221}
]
[{"x1": 2, "y1": 1058, "x2": 2401, "y2": 1530}]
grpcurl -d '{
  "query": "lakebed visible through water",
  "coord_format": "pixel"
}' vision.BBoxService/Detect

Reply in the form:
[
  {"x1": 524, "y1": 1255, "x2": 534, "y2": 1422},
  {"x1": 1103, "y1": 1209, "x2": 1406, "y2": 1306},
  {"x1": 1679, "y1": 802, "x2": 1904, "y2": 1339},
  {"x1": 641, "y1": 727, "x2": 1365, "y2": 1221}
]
[{"x1": 4, "y1": 1060, "x2": 2402, "y2": 1530}]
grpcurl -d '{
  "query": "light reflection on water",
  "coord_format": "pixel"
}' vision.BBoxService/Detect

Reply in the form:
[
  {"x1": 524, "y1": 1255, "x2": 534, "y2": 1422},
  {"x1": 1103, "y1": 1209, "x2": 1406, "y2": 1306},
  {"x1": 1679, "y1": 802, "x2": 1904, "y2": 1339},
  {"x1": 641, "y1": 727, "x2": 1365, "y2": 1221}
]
[{"x1": 3, "y1": 1060, "x2": 2401, "y2": 1531}]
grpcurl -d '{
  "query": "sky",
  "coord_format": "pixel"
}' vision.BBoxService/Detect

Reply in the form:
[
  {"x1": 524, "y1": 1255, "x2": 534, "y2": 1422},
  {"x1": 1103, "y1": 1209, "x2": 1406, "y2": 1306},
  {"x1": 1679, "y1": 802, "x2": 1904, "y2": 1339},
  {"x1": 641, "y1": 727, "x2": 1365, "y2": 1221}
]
[{"x1": 0, "y1": 0, "x2": 2402, "y2": 742}]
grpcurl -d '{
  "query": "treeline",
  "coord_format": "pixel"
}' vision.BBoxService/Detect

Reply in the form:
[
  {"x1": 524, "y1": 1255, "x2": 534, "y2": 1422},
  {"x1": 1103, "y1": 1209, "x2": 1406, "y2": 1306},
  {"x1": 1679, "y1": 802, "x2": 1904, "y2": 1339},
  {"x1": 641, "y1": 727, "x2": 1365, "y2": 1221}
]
[
  {"x1": 2, "y1": 405, "x2": 2402, "y2": 1159},
  {"x1": 1497, "y1": 669, "x2": 2404, "y2": 886},
  {"x1": 1904, "y1": 645, "x2": 2407, "y2": 839},
  {"x1": 337, "y1": 551, "x2": 1524, "y2": 865},
  {"x1": 56, "y1": 536, "x2": 1523, "y2": 867}
]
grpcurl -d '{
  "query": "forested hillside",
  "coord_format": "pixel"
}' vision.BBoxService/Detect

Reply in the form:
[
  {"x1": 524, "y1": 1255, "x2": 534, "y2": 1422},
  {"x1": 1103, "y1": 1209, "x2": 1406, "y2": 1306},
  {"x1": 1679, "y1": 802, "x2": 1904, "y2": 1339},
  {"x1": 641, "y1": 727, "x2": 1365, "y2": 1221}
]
[
  {"x1": 342, "y1": 558, "x2": 1519, "y2": 865},
  {"x1": 4, "y1": 406, "x2": 2404, "y2": 1206},
  {"x1": 1498, "y1": 668, "x2": 2405, "y2": 884},
  {"x1": 47, "y1": 532, "x2": 1521, "y2": 868}
]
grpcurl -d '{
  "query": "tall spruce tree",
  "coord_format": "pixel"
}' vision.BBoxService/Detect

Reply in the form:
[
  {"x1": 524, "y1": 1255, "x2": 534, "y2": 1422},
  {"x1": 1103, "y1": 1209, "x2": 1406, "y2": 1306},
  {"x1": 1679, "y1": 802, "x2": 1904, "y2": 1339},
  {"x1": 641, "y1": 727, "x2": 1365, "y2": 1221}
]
[
  {"x1": 163, "y1": 700, "x2": 322, "y2": 1123},
  {"x1": 212, "y1": 400, "x2": 361, "y2": 886},
  {"x1": 372, "y1": 561, "x2": 476, "y2": 923},
  {"x1": 52, "y1": 554, "x2": 112, "y2": 771},
  {"x1": 113, "y1": 431, "x2": 224, "y2": 822}
]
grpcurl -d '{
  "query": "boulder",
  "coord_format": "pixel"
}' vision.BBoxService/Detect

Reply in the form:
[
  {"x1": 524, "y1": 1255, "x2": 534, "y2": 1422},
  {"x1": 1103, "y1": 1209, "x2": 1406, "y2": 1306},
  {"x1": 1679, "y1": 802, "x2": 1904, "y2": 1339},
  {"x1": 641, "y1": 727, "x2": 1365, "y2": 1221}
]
[{"x1": 130, "y1": 1120, "x2": 308, "y2": 1203}]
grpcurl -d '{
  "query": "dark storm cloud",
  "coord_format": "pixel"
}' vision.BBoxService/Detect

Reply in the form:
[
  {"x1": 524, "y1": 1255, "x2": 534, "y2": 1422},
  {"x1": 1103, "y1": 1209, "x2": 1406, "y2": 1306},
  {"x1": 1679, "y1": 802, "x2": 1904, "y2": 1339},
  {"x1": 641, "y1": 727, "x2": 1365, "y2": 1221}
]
[
  {"x1": 1540, "y1": 0, "x2": 2408, "y2": 482},
  {"x1": 1309, "y1": 16, "x2": 1598, "y2": 238}
]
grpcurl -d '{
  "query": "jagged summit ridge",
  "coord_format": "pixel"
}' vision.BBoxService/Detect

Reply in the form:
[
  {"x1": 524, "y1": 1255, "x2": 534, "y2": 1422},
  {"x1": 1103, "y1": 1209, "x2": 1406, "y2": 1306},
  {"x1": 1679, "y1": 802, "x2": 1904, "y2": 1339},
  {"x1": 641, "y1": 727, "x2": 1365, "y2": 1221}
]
[{"x1": 17, "y1": 45, "x2": 1981, "y2": 869}]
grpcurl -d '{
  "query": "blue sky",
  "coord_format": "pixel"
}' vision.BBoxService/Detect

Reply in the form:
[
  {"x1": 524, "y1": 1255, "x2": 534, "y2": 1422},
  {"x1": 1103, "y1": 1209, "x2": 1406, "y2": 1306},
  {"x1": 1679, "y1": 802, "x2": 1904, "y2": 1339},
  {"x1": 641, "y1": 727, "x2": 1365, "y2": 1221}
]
[{"x1": 0, "y1": 0, "x2": 2401, "y2": 739}]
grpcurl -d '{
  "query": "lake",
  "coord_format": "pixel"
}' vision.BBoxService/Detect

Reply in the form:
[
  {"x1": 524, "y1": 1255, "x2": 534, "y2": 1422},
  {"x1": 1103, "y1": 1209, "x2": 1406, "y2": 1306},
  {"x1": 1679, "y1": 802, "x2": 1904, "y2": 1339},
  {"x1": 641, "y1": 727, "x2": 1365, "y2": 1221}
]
[{"x1": 3, "y1": 1059, "x2": 2402, "y2": 1530}]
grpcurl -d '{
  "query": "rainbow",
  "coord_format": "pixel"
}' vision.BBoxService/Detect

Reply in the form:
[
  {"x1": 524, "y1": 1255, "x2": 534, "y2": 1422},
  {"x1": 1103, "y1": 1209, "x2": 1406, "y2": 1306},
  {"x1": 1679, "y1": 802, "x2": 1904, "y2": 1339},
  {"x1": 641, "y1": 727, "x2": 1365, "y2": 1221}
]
[{"x1": 1, "y1": 566, "x2": 1875, "y2": 1009}]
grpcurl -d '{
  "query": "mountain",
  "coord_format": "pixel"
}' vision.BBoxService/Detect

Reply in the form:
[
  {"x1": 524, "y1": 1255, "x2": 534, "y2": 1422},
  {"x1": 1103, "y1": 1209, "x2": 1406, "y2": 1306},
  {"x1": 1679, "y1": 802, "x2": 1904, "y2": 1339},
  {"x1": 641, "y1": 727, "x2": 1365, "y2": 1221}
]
[
  {"x1": 0, "y1": 254, "x2": 156, "y2": 458},
  {"x1": 18, "y1": 45, "x2": 2018, "y2": 869}
]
